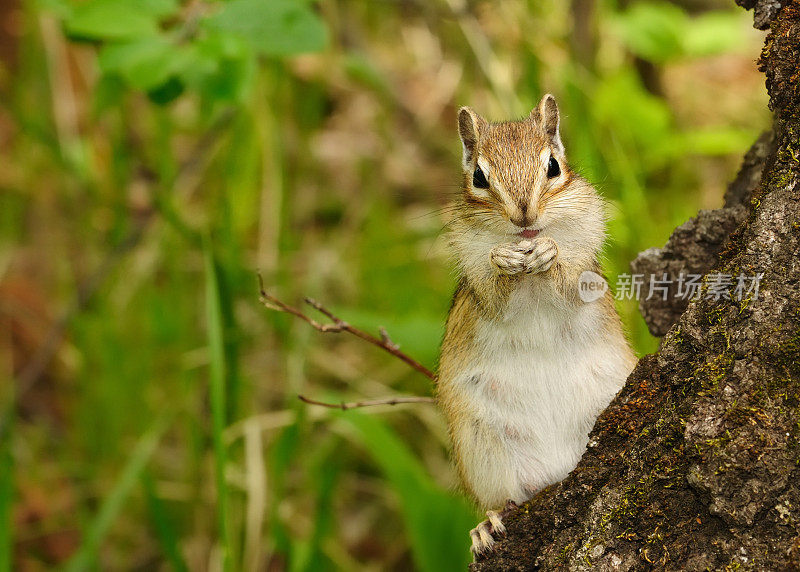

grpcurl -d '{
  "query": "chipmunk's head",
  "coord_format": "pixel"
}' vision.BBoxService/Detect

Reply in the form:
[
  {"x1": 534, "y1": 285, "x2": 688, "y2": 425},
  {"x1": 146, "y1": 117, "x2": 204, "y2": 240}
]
[{"x1": 457, "y1": 94, "x2": 591, "y2": 239}]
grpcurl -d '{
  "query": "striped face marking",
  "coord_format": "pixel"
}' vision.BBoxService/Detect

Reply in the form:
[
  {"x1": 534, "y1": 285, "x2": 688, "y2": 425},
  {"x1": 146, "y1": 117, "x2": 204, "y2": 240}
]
[
  {"x1": 468, "y1": 157, "x2": 497, "y2": 200},
  {"x1": 468, "y1": 156, "x2": 511, "y2": 204},
  {"x1": 470, "y1": 159, "x2": 491, "y2": 200},
  {"x1": 457, "y1": 96, "x2": 570, "y2": 227}
]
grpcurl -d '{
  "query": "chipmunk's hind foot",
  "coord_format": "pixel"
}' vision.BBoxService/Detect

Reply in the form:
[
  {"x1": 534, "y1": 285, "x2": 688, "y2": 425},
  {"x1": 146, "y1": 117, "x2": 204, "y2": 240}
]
[
  {"x1": 469, "y1": 501, "x2": 520, "y2": 560},
  {"x1": 469, "y1": 508, "x2": 512, "y2": 559}
]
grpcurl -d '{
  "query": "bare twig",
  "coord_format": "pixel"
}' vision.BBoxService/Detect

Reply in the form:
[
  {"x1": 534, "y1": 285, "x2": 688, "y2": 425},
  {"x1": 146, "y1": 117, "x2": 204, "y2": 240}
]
[
  {"x1": 258, "y1": 274, "x2": 437, "y2": 381},
  {"x1": 379, "y1": 327, "x2": 399, "y2": 351},
  {"x1": 297, "y1": 394, "x2": 435, "y2": 410}
]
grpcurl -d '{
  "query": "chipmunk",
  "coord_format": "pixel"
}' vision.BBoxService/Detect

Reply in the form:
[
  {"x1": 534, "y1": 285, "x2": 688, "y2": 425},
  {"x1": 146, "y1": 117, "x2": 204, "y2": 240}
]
[{"x1": 437, "y1": 94, "x2": 637, "y2": 558}]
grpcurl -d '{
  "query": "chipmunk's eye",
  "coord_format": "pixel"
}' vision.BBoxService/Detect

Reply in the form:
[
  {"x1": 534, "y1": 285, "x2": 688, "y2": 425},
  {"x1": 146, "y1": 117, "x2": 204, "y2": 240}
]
[
  {"x1": 547, "y1": 156, "x2": 560, "y2": 178},
  {"x1": 472, "y1": 166, "x2": 489, "y2": 189}
]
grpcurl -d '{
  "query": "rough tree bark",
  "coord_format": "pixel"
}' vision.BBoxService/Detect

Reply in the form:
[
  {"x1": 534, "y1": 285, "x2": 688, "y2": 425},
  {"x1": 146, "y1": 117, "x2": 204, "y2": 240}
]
[{"x1": 472, "y1": 2, "x2": 800, "y2": 570}]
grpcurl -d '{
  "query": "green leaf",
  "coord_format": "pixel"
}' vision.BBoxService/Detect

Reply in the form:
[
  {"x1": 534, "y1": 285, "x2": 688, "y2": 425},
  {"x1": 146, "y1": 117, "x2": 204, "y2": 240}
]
[
  {"x1": 147, "y1": 75, "x2": 185, "y2": 105},
  {"x1": 64, "y1": 0, "x2": 178, "y2": 41},
  {"x1": 67, "y1": 8, "x2": 157, "y2": 41},
  {"x1": 174, "y1": 32, "x2": 255, "y2": 103},
  {"x1": 98, "y1": 37, "x2": 177, "y2": 90},
  {"x1": 204, "y1": 0, "x2": 329, "y2": 57},
  {"x1": 98, "y1": 38, "x2": 199, "y2": 103}
]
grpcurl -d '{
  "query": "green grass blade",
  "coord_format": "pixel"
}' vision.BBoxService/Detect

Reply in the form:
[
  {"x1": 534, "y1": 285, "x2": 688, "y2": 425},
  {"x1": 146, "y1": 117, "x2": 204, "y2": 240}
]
[
  {"x1": 267, "y1": 419, "x2": 301, "y2": 559},
  {"x1": 204, "y1": 244, "x2": 231, "y2": 571},
  {"x1": 337, "y1": 413, "x2": 475, "y2": 572},
  {"x1": 142, "y1": 471, "x2": 189, "y2": 572},
  {"x1": 64, "y1": 415, "x2": 169, "y2": 572},
  {"x1": 0, "y1": 403, "x2": 12, "y2": 572},
  {"x1": 293, "y1": 459, "x2": 339, "y2": 572}
]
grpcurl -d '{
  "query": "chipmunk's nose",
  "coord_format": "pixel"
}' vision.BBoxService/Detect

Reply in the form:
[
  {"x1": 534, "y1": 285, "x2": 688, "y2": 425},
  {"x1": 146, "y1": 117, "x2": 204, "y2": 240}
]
[{"x1": 511, "y1": 202, "x2": 533, "y2": 227}]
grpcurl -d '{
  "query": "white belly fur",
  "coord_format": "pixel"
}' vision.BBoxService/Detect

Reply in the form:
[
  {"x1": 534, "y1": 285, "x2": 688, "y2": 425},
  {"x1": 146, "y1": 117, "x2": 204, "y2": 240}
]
[{"x1": 451, "y1": 282, "x2": 632, "y2": 509}]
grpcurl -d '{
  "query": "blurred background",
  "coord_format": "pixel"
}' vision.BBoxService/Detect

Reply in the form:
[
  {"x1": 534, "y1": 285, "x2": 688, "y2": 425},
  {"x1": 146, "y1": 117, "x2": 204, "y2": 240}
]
[{"x1": 0, "y1": 0, "x2": 768, "y2": 570}]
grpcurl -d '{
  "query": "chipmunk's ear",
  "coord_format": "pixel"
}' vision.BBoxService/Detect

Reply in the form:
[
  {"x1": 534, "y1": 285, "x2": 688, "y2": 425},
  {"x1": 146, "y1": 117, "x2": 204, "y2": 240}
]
[
  {"x1": 530, "y1": 94, "x2": 563, "y2": 154},
  {"x1": 458, "y1": 106, "x2": 486, "y2": 168}
]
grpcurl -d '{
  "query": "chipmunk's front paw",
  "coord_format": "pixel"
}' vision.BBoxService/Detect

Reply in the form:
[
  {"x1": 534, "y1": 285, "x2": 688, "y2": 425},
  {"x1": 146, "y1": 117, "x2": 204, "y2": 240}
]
[
  {"x1": 523, "y1": 237, "x2": 558, "y2": 274},
  {"x1": 490, "y1": 243, "x2": 529, "y2": 275}
]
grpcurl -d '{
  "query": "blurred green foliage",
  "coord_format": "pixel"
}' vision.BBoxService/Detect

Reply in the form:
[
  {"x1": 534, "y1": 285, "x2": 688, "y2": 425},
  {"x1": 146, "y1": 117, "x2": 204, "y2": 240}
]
[
  {"x1": 1, "y1": 0, "x2": 767, "y2": 570},
  {"x1": 59, "y1": 0, "x2": 329, "y2": 105}
]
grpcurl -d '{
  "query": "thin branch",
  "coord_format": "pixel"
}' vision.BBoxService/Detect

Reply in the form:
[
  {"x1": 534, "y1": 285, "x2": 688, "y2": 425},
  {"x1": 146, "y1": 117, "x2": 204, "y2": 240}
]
[
  {"x1": 379, "y1": 326, "x2": 399, "y2": 351},
  {"x1": 258, "y1": 274, "x2": 437, "y2": 381},
  {"x1": 297, "y1": 394, "x2": 435, "y2": 410}
]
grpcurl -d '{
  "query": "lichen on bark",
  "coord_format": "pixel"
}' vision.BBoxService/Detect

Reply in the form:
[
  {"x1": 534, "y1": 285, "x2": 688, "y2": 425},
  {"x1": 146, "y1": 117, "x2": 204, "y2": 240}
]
[{"x1": 472, "y1": 2, "x2": 800, "y2": 570}]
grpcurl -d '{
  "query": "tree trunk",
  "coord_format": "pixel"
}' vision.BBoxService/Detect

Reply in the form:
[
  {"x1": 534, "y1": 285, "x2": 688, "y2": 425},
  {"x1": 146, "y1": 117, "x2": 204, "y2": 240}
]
[{"x1": 472, "y1": 3, "x2": 800, "y2": 570}]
